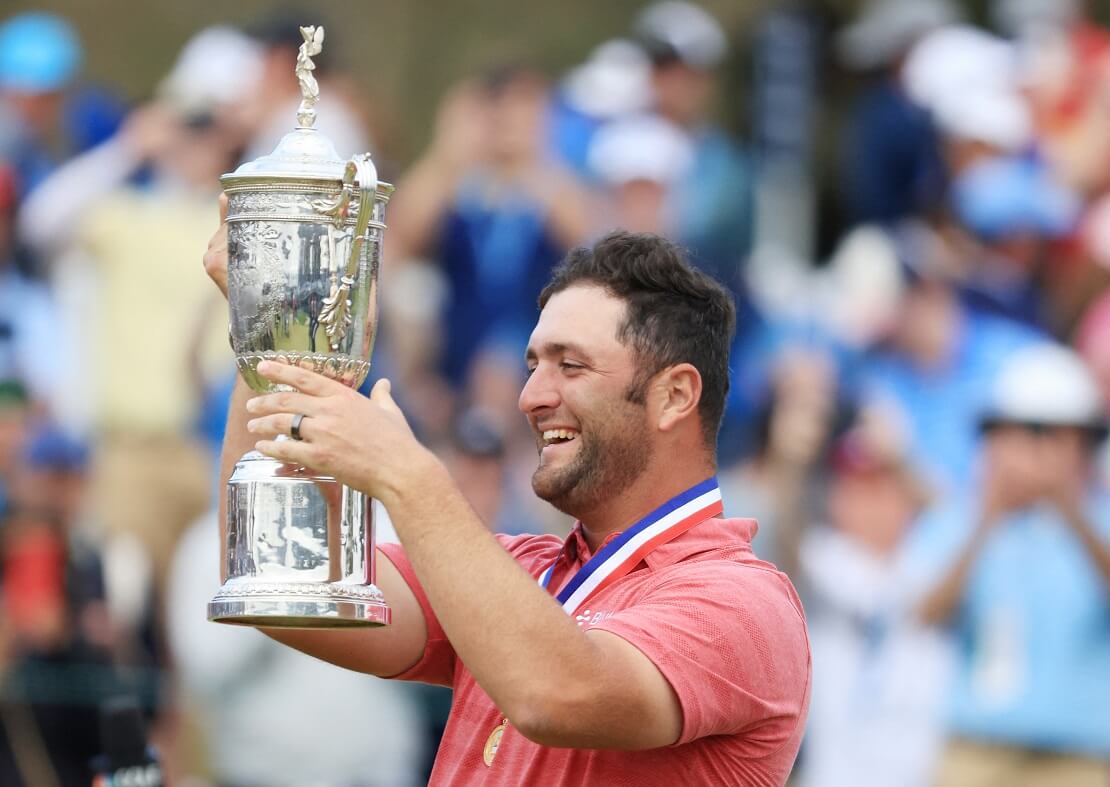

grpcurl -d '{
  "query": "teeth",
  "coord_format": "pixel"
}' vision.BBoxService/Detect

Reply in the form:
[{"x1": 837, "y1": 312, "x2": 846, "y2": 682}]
[{"x1": 542, "y1": 429, "x2": 578, "y2": 444}]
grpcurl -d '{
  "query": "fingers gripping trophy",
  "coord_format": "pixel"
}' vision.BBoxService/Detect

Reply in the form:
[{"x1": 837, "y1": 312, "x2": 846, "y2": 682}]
[{"x1": 207, "y1": 26, "x2": 393, "y2": 628}]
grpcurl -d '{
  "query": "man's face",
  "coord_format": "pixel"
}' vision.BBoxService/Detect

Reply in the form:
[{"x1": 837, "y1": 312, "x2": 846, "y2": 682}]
[
  {"x1": 652, "y1": 62, "x2": 715, "y2": 128},
  {"x1": 520, "y1": 285, "x2": 652, "y2": 517}
]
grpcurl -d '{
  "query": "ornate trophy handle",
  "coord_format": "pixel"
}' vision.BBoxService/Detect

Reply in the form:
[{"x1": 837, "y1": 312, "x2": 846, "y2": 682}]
[{"x1": 318, "y1": 154, "x2": 379, "y2": 351}]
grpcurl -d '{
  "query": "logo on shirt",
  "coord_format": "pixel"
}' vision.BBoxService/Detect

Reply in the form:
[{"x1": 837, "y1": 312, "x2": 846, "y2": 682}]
[{"x1": 574, "y1": 609, "x2": 614, "y2": 628}]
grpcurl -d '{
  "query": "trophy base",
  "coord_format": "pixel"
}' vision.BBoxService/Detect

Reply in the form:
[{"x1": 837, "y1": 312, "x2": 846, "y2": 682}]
[{"x1": 207, "y1": 581, "x2": 391, "y2": 629}]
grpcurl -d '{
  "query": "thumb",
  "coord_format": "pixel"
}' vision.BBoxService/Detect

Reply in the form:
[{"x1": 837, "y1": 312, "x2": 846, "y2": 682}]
[{"x1": 370, "y1": 378, "x2": 404, "y2": 417}]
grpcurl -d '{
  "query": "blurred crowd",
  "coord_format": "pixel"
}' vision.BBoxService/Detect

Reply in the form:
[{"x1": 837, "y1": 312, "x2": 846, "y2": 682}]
[{"x1": 0, "y1": 0, "x2": 1108, "y2": 785}]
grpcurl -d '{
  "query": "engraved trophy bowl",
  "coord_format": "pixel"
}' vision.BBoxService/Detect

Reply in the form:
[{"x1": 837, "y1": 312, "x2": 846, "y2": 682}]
[{"x1": 207, "y1": 25, "x2": 392, "y2": 628}]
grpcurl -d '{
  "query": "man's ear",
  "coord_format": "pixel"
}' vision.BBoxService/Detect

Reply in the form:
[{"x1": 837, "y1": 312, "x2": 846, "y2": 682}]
[{"x1": 651, "y1": 363, "x2": 702, "y2": 433}]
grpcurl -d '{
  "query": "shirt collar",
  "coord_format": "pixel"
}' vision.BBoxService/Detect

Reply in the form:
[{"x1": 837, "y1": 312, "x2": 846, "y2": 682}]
[{"x1": 559, "y1": 517, "x2": 758, "y2": 571}]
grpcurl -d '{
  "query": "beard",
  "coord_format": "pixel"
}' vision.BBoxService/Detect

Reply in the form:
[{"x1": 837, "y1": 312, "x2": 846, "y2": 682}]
[{"x1": 531, "y1": 396, "x2": 651, "y2": 519}]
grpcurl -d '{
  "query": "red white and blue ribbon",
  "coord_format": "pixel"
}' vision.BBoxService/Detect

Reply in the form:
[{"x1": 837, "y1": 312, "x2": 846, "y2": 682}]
[{"x1": 539, "y1": 477, "x2": 722, "y2": 615}]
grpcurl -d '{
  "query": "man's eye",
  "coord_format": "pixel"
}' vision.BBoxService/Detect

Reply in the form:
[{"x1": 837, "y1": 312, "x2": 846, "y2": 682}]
[{"x1": 560, "y1": 362, "x2": 583, "y2": 371}]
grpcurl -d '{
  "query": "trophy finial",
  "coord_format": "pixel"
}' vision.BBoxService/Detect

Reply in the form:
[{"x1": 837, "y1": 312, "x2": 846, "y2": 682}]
[{"x1": 295, "y1": 25, "x2": 325, "y2": 128}]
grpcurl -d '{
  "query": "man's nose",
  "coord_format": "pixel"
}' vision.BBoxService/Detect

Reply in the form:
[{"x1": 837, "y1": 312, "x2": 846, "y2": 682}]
[{"x1": 518, "y1": 365, "x2": 560, "y2": 414}]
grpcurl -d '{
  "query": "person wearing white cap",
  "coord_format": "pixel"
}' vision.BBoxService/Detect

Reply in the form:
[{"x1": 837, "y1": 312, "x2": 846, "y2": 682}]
[
  {"x1": 911, "y1": 343, "x2": 1110, "y2": 786},
  {"x1": 548, "y1": 39, "x2": 652, "y2": 177},
  {"x1": 587, "y1": 115, "x2": 694, "y2": 235},
  {"x1": 15, "y1": 26, "x2": 264, "y2": 619},
  {"x1": 627, "y1": 1, "x2": 753, "y2": 298}
]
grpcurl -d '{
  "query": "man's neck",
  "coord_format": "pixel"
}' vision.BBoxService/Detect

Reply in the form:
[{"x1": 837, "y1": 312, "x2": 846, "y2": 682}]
[{"x1": 577, "y1": 460, "x2": 716, "y2": 553}]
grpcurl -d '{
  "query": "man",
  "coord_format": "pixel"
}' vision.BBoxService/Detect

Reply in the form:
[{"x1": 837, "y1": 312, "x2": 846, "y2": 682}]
[
  {"x1": 913, "y1": 343, "x2": 1110, "y2": 786},
  {"x1": 204, "y1": 228, "x2": 811, "y2": 785}
]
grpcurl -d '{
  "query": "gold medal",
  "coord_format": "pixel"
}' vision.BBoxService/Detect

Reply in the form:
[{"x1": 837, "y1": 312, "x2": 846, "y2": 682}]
[{"x1": 483, "y1": 718, "x2": 507, "y2": 766}]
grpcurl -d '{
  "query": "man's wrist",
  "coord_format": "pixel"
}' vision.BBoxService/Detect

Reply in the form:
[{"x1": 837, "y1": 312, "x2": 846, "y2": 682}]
[{"x1": 378, "y1": 444, "x2": 450, "y2": 515}]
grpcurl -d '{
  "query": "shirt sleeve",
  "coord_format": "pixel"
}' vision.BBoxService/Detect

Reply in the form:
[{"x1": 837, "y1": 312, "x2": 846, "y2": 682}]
[
  {"x1": 377, "y1": 543, "x2": 457, "y2": 687},
  {"x1": 591, "y1": 561, "x2": 811, "y2": 747},
  {"x1": 376, "y1": 533, "x2": 561, "y2": 687}
]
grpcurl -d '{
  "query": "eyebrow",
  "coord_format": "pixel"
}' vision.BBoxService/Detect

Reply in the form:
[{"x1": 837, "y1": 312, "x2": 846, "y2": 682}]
[{"x1": 525, "y1": 341, "x2": 594, "y2": 364}]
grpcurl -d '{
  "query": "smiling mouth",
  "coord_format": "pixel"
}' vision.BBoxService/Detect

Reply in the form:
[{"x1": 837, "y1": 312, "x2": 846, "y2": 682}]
[{"x1": 541, "y1": 429, "x2": 579, "y2": 447}]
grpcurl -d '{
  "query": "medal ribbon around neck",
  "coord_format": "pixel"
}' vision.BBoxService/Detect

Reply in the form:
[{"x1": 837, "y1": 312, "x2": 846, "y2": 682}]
[{"x1": 539, "y1": 477, "x2": 723, "y2": 615}]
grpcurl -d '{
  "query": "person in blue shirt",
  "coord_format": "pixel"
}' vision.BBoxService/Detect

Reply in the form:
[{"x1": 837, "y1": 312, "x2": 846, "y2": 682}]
[
  {"x1": 0, "y1": 13, "x2": 125, "y2": 200},
  {"x1": 860, "y1": 222, "x2": 1043, "y2": 496},
  {"x1": 388, "y1": 68, "x2": 590, "y2": 396},
  {"x1": 911, "y1": 343, "x2": 1110, "y2": 787}
]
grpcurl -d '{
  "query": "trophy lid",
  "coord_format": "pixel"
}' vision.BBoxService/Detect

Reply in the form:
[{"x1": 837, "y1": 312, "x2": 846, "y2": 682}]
[{"x1": 222, "y1": 24, "x2": 352, "y2": 184}]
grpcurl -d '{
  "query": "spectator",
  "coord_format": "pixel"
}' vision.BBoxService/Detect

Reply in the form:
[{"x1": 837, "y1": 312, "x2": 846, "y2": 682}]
[
  {"x1": 631, "y1": 0, "x2": 754, "y2": 296},
  {"x1": 548, "y1": 39, "x2": 651, "y2": 177},
  {"x1": 860, "y1": 221, "x2": 1043, "y2": 494},
  {"x1": 0, "y1": 163, "x2": 65, "y2": 410},
  {"x1": 720, "y1": 345, "x2": 849, "y2": 577},
  {"x1": 949, "y1": 154, "x2": 1081, "y2": 330},
  {"x1": 799, "y1": 414, "x2": 950, "y2": 787},
  {"x1": 914, "y1": 343, "x2": 1110, "y2": 786},
  {"x1": 16, "y1": 27, "x2": 256, "y2": 633},
  {"x1": 837, "y1": 0, "x2": 956, "y2": 226},
  {"x1": 0, "y1": 12, "x2": 125, "y2": 200},
  {"x1": 0, "y1": 426, "x2": 122, "y2": 787},
  {"x1": 387, "y1": 68, "x2": 590, "y2": 402},
  {"x1": 587, "y1": 114, "x2": 693, "y2": 236}
]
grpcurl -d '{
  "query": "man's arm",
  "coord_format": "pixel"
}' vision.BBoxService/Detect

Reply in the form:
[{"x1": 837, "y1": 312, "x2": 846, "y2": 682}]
[
  {"x1": 386, "y1": 83, "x2": 483, "y2": 264},
  {"x1": 1055, "y1": 496, "x2": 1110, "y2": 591},
  {"x1": 247, "y1": 363, "x2": 684, "y2": 750},
  {"x1": 216, "y1": 376, "x2": 430, "y2": 679},
  {"x1": 916, "y1": 509, "x2": 994, "y2": 626},
  {"x1": 18, "y1": 104, "x2": 177, "y2": 254}
]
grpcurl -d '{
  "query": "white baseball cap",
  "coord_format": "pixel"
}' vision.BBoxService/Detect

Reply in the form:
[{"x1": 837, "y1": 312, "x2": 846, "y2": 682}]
[
  {"x1": 981, "y1": 343, "x2": 1106, "y2": 432},
  {"x1": 158, "y1": 26, "x2": 264, "y2": 117},
  {"x1": 634, "y1": 1, "x2": 728, "y2": 70},
  {"x1": 588, "y1": 115, "x2": 694, "y2": 186}
]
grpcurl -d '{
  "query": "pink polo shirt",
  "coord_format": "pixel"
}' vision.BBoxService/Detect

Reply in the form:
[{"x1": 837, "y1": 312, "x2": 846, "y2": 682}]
[{"x1": 379, "y1": 517, "x2": 810, "y2": 786}]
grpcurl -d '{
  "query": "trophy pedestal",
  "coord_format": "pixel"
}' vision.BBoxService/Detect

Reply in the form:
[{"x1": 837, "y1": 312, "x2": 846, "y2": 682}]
[
  {"x1": 208, "y1": 450, "x2": 390, "y2": 629},
  {"x1": 208, "y1": 581, "x2": 390, "y2": 628}
]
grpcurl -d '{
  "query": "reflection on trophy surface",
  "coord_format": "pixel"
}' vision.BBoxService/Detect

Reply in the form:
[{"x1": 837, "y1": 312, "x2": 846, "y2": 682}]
[{"x1": 207, "y1": 25, "x2": 393, "y2": 628}]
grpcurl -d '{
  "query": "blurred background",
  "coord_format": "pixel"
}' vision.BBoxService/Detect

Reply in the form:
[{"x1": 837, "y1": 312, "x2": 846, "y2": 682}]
[{"x1": 2, "y1": 0, "x2": 1110, "y2": 785}]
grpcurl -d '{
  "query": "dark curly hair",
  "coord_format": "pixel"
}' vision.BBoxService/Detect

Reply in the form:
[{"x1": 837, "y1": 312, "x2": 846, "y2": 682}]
[{"x1": 539, "y1": 231, "x2": 736, "y2": 451}]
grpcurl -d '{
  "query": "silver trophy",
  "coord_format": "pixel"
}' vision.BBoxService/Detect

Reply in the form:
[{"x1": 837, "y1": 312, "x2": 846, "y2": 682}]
[{"x1": 207, "y1": 26, "x2": 392, "y2": 628}]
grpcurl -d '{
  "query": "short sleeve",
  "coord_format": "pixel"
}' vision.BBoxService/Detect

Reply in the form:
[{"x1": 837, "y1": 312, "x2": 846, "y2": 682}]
[
  {"x1": 592, "y1": 561, "x2": 810, "y2": 747},
  {"x1": 377, "y1": 543, "x2": 457, "y2": 686},
  {"x1": 376, "y1": 532, "x2": 562, "y2": 687}
]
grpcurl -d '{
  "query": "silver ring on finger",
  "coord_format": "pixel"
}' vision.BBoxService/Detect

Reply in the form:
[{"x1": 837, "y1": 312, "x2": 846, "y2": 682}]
[{"x1": 290, "y1": 413, "x2": 309, "y2": 441}]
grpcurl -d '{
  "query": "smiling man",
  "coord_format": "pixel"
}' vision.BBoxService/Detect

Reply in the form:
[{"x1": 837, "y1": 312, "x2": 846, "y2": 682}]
[{"x1": 204, "y1": 229, "x2": 810, "y2": 786}]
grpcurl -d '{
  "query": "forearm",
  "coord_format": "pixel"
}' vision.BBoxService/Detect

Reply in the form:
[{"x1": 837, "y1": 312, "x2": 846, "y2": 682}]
[
  {"x1": 383, "y1": 456, "x2": 615, "y2": 734},
  {"x1": 917, "y1": 519, "x2": 990, "y2": 625},
  {"x1": 1062, "y1": 507, "x2": 1110, "y2": 590},
  {"x1": 219, "y1": 377, "x2": 427, "y2": 675},
  {"x1": 543, "y1": 174, "x2": 592, "y2": 250},
  {"x1": 387, "y1": 154, "x2": 459, "y2": 261},
  {"x1": 17, "y1": 136, "x2": 141, "y2": 253},
  {"x1": 766, "y1": 461, "x2": 810, "y2": 583}
]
